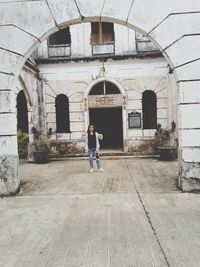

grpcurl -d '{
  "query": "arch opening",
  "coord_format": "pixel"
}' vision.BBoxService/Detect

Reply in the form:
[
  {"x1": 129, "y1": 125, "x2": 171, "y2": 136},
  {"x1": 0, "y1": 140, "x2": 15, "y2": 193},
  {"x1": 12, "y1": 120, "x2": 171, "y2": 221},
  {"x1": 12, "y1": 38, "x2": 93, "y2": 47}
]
[
  {"x1": 11, "y1": 13, "x2": 180, "y2": 195},
  {"x1": 17, "y1": 90, "x2": 29, "y2": 134},
  {"x1": 88, "y1": 80, "x2": 124, "y2": 150},
  {"x1": 142, "y1": 90, "x2": 157, "y2": 130},
  {"x1": 55, "y1": 94, "x2": 70, "y2": 134}
]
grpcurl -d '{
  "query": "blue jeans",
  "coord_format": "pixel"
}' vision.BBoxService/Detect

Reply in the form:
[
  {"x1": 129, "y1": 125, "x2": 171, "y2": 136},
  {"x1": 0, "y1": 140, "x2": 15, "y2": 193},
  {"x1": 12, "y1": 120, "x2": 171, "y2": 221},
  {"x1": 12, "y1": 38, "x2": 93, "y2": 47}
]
[{"x1": 88, "y1": 148, "x2": 101, "y2": 169}]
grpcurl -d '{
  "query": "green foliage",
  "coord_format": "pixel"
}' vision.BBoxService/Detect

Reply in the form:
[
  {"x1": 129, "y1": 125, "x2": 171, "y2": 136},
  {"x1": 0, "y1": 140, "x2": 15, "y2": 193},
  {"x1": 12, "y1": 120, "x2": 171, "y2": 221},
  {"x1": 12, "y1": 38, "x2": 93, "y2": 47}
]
[
  {"x1": 58, "y1": 143, "x2": 67, "y2": 155},
  {"x1": 17, "y1": 130, "x2": 29, "y2": 159},
  {"x1": 32, "y1": 134, "x2": 50, "y2": 152},
  {"x1": 155, "y1": 122, "x2": 176, "y2": 147}
]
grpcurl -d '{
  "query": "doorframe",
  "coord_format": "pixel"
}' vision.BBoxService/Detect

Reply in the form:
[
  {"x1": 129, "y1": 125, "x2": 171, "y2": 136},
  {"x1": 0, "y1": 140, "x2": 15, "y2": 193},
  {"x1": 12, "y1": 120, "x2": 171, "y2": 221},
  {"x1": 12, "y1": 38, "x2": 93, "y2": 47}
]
[{"x1": 84, "y1": 77, "x2": 128, "y2": 152}]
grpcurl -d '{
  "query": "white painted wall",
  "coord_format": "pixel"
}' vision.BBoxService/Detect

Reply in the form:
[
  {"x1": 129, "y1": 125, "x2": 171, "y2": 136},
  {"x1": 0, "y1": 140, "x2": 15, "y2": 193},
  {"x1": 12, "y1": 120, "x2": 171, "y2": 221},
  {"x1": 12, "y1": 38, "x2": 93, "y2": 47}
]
[
  {"x1": 71, "y1": 23, "x2": 92, "y2": 58},
  {"x1": 36, "y1": 22, "x2": 156, "y2": 59},
  {"x1": 36, "y1": 57, "x2": 177, "y2": 151},
  {"x1": 114, "y1": 24, "x2": 137, "y2": 55}
]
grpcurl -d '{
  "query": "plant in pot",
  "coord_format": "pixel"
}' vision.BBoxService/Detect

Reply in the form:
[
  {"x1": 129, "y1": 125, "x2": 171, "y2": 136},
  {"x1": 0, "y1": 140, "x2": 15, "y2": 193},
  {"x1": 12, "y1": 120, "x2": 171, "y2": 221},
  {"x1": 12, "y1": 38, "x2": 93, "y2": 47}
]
[
  {"x1": 32, "y1": 133, "x2": 51, "y2": 164},
  {"x1": 17, "y1": 130, "x2": 29, "y2": 159},
  {"x1": 58, "y1": 143, "x2": 67, "y2": 155},
  {"x1": 155, "y1": 121, "x2": 177, "y2": 161}
]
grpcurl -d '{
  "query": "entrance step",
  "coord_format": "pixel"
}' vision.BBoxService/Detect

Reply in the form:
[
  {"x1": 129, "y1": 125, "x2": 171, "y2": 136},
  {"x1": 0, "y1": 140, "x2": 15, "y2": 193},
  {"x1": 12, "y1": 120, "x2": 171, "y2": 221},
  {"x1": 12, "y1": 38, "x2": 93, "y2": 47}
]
[{"x1": 50, "y1": 150, "x2": 158, "y2": 161}]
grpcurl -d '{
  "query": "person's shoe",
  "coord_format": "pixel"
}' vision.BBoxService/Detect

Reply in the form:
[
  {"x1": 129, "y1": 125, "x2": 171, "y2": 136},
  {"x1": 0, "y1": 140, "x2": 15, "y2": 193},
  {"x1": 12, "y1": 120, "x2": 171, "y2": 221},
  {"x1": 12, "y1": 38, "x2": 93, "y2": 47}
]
[
  {"x1": 89, "y1": 168, "x2": 94, "y2": 173},
  {"x1": 98, "y1": 168, "x2": 104, "y2": 172}
]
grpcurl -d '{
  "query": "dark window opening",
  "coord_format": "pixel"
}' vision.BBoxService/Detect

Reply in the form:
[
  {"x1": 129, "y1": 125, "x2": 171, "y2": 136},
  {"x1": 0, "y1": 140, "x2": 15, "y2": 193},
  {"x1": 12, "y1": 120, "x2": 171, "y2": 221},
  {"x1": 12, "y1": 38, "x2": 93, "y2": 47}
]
[
  {"x1": 49, "y1": 28, "x2": 71, "y2": 46},
  {"x1": 90, "y1": 82, "x2": 104, "y2": 95},
  {"x1": 142, "y1": 90, "x2": 157, "y2": 129},
  {"x1": 89, "y1": 81, "x2": 120, "y2": 95},
  {"x1": 105, "y1": 82, "x2": 120, "y2": 94},
  {"x1": 17, "y1": 90, "x2": 29, "y2": 133},
  {"x1": 56, "y1": 94, "x2": 70, "y2": 133},
  {"x1": 91, "y1": 22, "x2": 114, "y2": 44}
]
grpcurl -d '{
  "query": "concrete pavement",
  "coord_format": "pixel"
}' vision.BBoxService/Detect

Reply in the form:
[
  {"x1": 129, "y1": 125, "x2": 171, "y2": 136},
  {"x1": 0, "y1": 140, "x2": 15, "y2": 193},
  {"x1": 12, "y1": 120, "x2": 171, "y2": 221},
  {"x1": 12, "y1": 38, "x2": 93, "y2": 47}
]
[{"x1": 1, "y1": 158, "x2": 200, "y2": 267}]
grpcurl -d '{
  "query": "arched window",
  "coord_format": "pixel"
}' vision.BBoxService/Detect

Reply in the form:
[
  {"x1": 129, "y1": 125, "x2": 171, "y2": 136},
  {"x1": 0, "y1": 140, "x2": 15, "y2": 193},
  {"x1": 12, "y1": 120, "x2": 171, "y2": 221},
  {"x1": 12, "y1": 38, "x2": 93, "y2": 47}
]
[
  {"x1": 55, "y1": 94, "x2": 70, "y2": 133},
  {"x1": 142, "y1": 90, "x2": 157, "y2": 129},
  {"x1": 89, "y1": 81, "x2": 121, "y2": 95},
  {"x1": 17, "y1": 90, "x2": 28, "y2": 133}
]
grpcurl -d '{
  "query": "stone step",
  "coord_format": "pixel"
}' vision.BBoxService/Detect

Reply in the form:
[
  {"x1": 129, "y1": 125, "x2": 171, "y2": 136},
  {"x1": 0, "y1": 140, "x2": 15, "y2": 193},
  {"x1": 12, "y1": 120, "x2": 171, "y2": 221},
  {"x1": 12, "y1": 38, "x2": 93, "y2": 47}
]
[{"x1": 50, "y1": 151, "x2": 158, "y2": 161}]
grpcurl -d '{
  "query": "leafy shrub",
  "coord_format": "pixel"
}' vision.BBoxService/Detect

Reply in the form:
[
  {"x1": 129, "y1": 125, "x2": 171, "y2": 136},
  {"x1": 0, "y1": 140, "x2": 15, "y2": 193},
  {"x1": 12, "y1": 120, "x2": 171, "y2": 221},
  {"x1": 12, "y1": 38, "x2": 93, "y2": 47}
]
[
  {"x1": 155, "y1": 121, "x2": 176, "y2": 147},
  {"x1": 58, "y1": 143, "x2": 67, "y2": 155},
  {"x1": 17, "y1": 130, "x2": 29, "y2": 159},
  {"x1": 32, "y1": 134, "x2": 51, "y2": 152}
]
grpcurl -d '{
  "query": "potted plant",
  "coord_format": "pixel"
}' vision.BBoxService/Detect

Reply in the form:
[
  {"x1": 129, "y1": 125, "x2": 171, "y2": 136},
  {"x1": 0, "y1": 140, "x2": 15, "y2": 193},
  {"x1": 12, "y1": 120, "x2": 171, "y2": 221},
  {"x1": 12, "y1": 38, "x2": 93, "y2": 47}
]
[
  {"x1": 155, "y1": 121, "x2": 177, "y2": 160},
  {"x1": 17, "y1": 130, "x2": 29, "y2": 160},
  {"x1": 58, "y1": 143, "x2": 67, "y2": 155},
  {"x1": 32, "y1": 133, "x2": 51, "y2": 164}
]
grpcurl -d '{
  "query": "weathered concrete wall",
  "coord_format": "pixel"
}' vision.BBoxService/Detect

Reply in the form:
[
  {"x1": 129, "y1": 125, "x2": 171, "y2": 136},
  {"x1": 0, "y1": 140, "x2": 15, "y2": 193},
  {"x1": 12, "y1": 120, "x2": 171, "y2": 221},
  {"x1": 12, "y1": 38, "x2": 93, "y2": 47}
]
[
  {"x1": 19, "y1": 65, "x2": 40, "y2": 131},
  {"x1": 0, "y1": 0, "x2": 200, "y2": 193},
  {"x1": 38, "y1": 57, "x2": 176, "y2": 153}
]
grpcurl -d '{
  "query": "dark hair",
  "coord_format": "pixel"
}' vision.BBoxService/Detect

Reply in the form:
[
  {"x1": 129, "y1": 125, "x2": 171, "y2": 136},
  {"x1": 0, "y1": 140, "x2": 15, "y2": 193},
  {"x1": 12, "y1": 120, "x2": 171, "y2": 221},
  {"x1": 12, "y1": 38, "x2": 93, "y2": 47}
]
[{"x1": 87, "y1": 124, "x2": 96, "y2": 133}]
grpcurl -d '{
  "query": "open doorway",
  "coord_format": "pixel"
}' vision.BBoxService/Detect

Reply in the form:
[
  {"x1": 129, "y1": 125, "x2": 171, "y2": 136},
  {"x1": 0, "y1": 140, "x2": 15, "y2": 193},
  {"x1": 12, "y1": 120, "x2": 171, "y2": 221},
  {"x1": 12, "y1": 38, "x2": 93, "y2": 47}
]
[{"x1": 89, "y1": 107, "x2": 123, "y2": 149}]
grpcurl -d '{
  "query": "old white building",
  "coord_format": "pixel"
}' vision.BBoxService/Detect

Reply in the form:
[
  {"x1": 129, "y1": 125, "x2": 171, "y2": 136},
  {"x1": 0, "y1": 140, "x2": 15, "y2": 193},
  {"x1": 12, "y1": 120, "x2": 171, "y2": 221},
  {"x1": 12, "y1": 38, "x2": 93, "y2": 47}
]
[{"x1": 18, "y1": 22, "x2": 177, "y2": 153}]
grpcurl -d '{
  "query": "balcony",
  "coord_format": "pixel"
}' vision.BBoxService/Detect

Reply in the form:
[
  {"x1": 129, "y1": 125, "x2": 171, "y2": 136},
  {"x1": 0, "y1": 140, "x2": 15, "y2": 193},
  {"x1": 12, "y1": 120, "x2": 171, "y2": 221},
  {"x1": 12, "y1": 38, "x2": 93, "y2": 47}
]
[
  {"x1": 48, "y1": 45, "x2": 71, "y2": 58},
  {"x1": 92, "y1": 42, "x2": 115, "y2": 56}
]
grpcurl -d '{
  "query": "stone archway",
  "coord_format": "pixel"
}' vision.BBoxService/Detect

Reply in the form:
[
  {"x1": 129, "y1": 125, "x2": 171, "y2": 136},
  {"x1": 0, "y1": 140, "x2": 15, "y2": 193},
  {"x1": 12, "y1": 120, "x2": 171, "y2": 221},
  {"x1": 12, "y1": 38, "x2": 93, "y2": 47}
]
[
  {"x1": 0, "y1": 0, "x2": 200, "y2": 195},
  {"x1": 84, "y1": 77, "x2": 127, "y2": 150},
  {"x1": 86, "y1": 78, "x2": 126, "y2": 150}
]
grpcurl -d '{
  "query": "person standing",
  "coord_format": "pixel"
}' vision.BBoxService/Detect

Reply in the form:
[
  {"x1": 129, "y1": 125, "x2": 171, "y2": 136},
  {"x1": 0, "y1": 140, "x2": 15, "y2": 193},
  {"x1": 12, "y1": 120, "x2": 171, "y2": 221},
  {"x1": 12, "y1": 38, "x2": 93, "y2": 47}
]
[{"x1": 85, "y1": 124, "x2": 104, "y2": 173}]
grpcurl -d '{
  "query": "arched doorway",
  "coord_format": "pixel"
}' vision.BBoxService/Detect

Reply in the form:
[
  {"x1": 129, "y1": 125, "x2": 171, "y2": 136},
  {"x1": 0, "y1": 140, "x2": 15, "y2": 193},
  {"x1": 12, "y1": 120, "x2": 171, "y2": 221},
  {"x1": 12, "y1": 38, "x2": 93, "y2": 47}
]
[
  {"x1": 88, "y1": 81, "x2": 124, "y2": 149},
  {"x1": 17, "y1": 90, "x2": 29, "y2": 133},
  {"x1": 142, "y1": 90, "x2": 157, "y2": 129},
  {"x1": 55, "y1": 94, "x2": 70, "y2": 133}
]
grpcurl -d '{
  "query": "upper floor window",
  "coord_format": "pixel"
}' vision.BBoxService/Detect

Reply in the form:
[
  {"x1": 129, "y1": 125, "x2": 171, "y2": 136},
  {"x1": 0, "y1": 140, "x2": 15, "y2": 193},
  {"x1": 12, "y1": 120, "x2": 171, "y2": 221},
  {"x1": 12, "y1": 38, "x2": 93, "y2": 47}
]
[
  {"x1": 48, "y1": 28, "x2": 71, "y2": 58},
  {"x1": 91, "y1": 22, "x2": 114, "y2": 45},
  {"x1": 48, "y1": 28, "x2": 71, "y2": 46},
  {"x1": 142, "y1": 90, "x2": 157, "y2": 129}
]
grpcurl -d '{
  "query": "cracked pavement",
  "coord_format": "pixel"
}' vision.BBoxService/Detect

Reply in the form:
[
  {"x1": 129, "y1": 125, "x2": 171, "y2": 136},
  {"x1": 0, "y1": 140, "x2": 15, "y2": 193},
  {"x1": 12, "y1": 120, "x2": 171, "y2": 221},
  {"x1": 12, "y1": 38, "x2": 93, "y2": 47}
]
[{"x1": 1, "y1": 158, "x2": 200, "y2": 267}]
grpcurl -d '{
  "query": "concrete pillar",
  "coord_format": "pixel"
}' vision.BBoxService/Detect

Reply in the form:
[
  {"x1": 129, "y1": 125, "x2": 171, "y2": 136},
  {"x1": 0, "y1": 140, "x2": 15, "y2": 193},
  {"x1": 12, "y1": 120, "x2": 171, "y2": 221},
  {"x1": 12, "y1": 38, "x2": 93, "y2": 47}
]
[
  {"x1": 0, "y1": 74, "x2": 20, "y2": 196},
  {"x1": 36, "y1": 78, "x2": 46, "y2": 132},
  {"x1": 178, "y1": 81, "x2": 200, "y2": 191},
  {"x1": 164, "y1": 33, "x2": 200, "y2": 191}
]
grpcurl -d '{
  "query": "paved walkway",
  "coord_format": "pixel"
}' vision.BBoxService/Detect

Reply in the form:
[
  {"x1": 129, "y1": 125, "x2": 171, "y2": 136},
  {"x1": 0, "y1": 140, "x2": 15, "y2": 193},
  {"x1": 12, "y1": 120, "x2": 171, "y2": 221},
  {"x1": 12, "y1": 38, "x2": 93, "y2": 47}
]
[{"x1": 1, "y1": 158, "x2": 200, "y2": 267}]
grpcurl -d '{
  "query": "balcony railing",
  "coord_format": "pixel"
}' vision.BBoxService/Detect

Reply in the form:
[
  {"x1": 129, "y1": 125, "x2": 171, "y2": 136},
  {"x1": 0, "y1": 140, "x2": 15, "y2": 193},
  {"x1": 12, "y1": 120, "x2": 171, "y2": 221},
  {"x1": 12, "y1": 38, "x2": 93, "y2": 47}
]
[
  {"x1": 92, "y1": 42, "x2": 115, "y2": 56},
  {"x1": 135, "y1": 32, "x2": 159, "y2": 53},
  {"x1": 136, "y1": 40, "x2": 159, "y2": 53},
  {"x1": 48, "y1": 44, "x2": 71, "y2": 58}
]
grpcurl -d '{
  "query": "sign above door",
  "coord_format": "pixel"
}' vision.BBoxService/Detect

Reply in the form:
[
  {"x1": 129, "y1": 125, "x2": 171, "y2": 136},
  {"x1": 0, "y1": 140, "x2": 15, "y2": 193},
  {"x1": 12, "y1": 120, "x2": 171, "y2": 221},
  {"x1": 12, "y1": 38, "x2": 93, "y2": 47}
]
[{"x1": 88, "y1": 94, "x2": 123, "y2": 108}]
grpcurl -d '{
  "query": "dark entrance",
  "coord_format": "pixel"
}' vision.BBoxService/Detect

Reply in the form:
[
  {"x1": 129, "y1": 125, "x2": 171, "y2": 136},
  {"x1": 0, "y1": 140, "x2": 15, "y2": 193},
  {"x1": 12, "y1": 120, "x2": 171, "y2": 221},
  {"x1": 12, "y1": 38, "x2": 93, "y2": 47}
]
[
  {"x1": 55, "y1": 94, "x2": 70, "y2": 133},
  {"x1": 142, "y1": 90, "x2": 157, "y2": 129},
  {"x1": 17, "y1": 90, "x2": 28, "y2": 133},
  {"x1": 89, "y1": 107, "x2": 123, "y2": 149}
]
